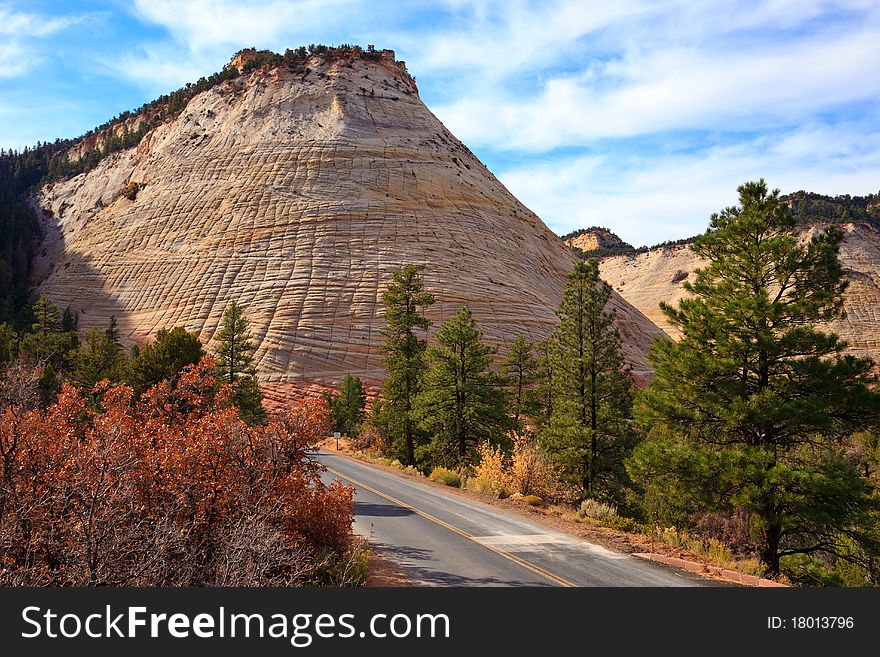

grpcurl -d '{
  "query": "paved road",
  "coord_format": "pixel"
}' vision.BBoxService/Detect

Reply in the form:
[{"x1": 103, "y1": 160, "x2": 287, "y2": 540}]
[{"x1": 317, "y1": 452, "x2": 716, "y2": 587}]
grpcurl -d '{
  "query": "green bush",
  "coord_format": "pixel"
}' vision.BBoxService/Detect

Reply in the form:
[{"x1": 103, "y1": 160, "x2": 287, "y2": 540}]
[
  {"x1": 523, "y1": 495, "x2": 543, "y2": 507},
  {"x1": 599, "y1": 516, "x2": 641, "y2": 532},
  {"x1": 429, "y1": 467, "x2": 461, "y2": 488}
]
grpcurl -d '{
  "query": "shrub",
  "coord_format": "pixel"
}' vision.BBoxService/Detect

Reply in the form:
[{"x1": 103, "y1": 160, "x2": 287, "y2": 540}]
[
  {"x1": 599, "y1": 516, "x2": 640, "y2": 532},
  {"x1": 0, "y1": 358, "x2": 355, "y2": 586},
  {"x1": 508, "y1": 433, "x2": 557, "y2": 499},
  {"x1": 579, "y1": 498, "x2": 618, "y2": 520},
  {"x1": 523, "y1": 495, "x2": 543, "y2": 507},
  {"x1": 473, "y1": 442, "x2": 509, "y2": 497},
  {"x1": 429, "y1": 467, "x2": 461, "y2": 487}
]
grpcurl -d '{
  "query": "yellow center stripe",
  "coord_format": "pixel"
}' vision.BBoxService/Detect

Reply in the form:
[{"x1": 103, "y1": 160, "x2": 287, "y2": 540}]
[{"x1": 325, "y1": 465, "x2": 577, "y2": 588}]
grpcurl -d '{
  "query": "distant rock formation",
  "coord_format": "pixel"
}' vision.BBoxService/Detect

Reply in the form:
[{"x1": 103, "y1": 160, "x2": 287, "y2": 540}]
[
  {"x1": 597, "y1": 222, "x2": 880, "y2": 365},
  {"x1": 562, "y1": 227, "x2": 633, "y2": 254}
]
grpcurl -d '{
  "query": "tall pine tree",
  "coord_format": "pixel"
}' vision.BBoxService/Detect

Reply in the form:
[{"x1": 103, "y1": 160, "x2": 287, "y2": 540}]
[
  {"x1": 326, "y1": 373, "x2": 367, "y2": 437},
  {"x1": 502, "y1": 335, "x2": 539, "y2": 432},
  {"x1": 541, "y1": 259, "x2": 635, "y2": 504},
  {"x1": 379, "y1": 265, "x2": 435, "y2": 465},
  {"x1": 414, "y1": 307, "x2": 508, "y2": 469},
  {"x1": 214, "y1": 301, "x2": 266, "y2": 426},
  {"x1": 629, "y1": 180, "x2": 880, "y2": 577}
]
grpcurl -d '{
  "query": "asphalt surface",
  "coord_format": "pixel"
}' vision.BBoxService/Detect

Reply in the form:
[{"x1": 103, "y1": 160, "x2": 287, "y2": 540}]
[{"x1": 317, "y1": 452, "x2": 716, "y2": 587}]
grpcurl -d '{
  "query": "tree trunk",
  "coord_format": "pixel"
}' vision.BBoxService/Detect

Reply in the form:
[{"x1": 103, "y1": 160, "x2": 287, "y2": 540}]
[{"x1": 760, "y1": 521, "x2": 782, "y2": 576}]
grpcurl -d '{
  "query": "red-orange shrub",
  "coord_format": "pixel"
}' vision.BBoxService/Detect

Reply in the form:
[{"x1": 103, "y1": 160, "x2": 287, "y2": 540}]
[{"x1": 0, "y1": 358, "x2": 354, "y2": 586}]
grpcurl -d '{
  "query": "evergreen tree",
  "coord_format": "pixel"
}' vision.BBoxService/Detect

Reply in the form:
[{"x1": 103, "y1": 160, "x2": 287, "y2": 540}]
[
  {"x1": 541, "y1": 259, "x2": 635, "y2": 504},
  {"x1": 73, "y1": 327, "x2": 127, "y2": 390},
  {"x1": 379, "y1": 265, "x2": 435, "y2": 465},
  {"x1": 214, "y1": 301, "x2": 266, "y2": 425},
  {"x1": 19, "y1": 296, "x2": 77, "y2": 372},
  {"x1": 61, "y1": 306, "x2": 77, "y2": 332},
  {"x1": 532, "y1": 338, "x2": 555, "y2": 426},
  {"x1": 414, "y1": 307, "x2": 508, "y2": 469},
  {"x1": 126, "y1": 327, "x2": 205, "y2": 396},
  {"x1": 629, "y1": 180, "x2": 880, "y2": 577},
  {"x1": 0, "y1": 322, "x2": 16, "y2": 366},
  {"x1": 327, "y1": 373, "x2": 367, "y2": 436},
  {"x1": 502, "y1": 335, "x2": 539, "y2": 432}
]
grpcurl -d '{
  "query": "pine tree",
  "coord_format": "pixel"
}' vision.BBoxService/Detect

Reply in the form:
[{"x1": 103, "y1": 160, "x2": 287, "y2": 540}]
[
  {"x1": 541, "y1": 259, "x2": 635, "y2": 504},
  {"x1": 20, "y1": 296, "x2": 77, "y2": 373},
  {"x1": 502, "y1": 335, "x2": 539, "y2": 432},
  {"x1": 629, "y1": 179, "x2": 880, "y2": 577},
  {"x1": 414, "y1": 307, "x2": 508, "y2": 469},
  {"x1": 126, "y1": 327, "x2": 205, "y2": 396},
  {"x1": 379, "y1": 265, "x2": 435, "y2": 465},
  {"x1": 214, "y1": 301, "x2": 266, "y2": 425},
  {"x1": 73, "y1": 328, "x2": 127, "y2": 390},
  {"x1": 327, "y1": 373, "x2": 367, "y2": 436},
  {"x1": 0, "y1": 322, "x2": 16, "y2": 366},
  {"x1": 105, "y1": 315, "x2": 120, "y2": 345}
]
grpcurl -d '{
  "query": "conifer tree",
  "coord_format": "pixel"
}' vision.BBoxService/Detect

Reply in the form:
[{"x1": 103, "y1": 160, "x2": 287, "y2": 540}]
[
  {"x1": 326, "y1": 373, "x2": 367, "y2": 437},
  {"x1": 105, "y1": 315, "x2": 121, "y2": 345},
  {"x1": 629, "y1": 179, "x2": 880, "y2": 577},
  {"x1": 214, "y1": 301, "x2": 266, "y2": 426},
  {"x1": 415, "y1": 307, "x2": 508, "y2": 468},
  {"x1": 379, "y1": 265, "x2": 435, "y2": 465},
  {"x1": 502, "y1": 335, "x2": 539, "y2": 432},
  {"x1": 20, "y1": 296, "x2": 77, "y2": 373},
  {"x1": 126, "y1": 327, "x2": 205, "y2": 396},
  {"x1": 541, "y1": 259, "x2": 634, "y2": 503},
  {"x1": 74, "y1": 327, "x2": 127, "y2": 389}
]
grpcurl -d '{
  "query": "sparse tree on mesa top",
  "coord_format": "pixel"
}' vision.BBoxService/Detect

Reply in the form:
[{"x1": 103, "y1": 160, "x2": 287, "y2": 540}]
[
  {"x1": 214, "y1": 301, "x2": 266, "y2": 426},
  {"x1": 628, "y1": 179, "x2": 880, "y2": 578},
  {"x1": 378, "y1": 265, "x2": 435, "y2": 465},
  {"x1": 414, "y1": 307, "x2": 509, "y2": 469},
  {"x1": 540, "y1": 258, "x2": 636, "y2": 506}
]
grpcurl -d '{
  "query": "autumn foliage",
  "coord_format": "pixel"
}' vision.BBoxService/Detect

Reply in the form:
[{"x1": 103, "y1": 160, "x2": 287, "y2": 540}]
[{"x1": 0, "y1": 358, "x2": 354, "y2": 586}]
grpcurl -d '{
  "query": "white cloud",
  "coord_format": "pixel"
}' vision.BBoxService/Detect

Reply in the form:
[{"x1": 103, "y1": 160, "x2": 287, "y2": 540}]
[
  {"x1": 0, "y1": 3, "x2": 82, "y2": 37},
  {"x1": 130, "y1": 0, "x2": 363, "y2": 52},
  {"x1": 0, "y1": 41, "x2": 29, "y2": 79},
  {"x1": 500, "y1": 122, "x2": 880, "y2": 247},
  {"x1": 431, "y1": 20, "x2": 880, "y2": 150},
  {"x1": 0, "y1": 2, "x2": 91, "y2": 79}
]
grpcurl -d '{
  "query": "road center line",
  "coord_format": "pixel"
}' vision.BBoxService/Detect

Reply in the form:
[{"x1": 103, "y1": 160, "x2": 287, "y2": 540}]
[{"x1": 325, "y1": 465, "x2": 576, "y2": 588}]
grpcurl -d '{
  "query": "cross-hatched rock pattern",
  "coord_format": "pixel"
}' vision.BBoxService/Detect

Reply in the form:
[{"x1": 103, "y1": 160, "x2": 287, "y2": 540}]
[
  {"x1": 33, "y1": 52, "x2": 665, "y2": 392},
  {"x1": 598, "y1": 222, "x2": 880, "y2": 364}
]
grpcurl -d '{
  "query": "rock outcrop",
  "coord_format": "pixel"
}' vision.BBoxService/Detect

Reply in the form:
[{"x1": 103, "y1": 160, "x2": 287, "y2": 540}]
[
  {"x1": 563, "y1": 227, "x2": 632, "y2": 253},
  {"x1": 33, "y1": 50, "x2": 665, "y2": 396},
  {"x1": 598, "y1": 222, "x2": 880, "y2": 364}
]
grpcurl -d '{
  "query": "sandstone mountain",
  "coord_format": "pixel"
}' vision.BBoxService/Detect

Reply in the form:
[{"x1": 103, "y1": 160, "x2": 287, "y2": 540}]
[
  {"x1": 594, "y1": 222, "x2": 880, "y2": 365},
  {"x1": 32, "y1": 48, "x2": 665, "y2": 401}
]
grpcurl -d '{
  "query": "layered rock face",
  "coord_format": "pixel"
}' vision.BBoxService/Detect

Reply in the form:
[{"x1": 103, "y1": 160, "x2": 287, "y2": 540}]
[
  {"x1": 33, "y1": 51, "x2": 665, "y2": 394},
  {"x1": 598, "y1": 222, "x2": 880, "y2": 364}
]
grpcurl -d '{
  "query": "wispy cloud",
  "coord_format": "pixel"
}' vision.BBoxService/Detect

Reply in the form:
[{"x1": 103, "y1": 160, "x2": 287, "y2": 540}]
[
  {"x1": 0, "y1": 2, "x2": 83, "y2": 37},
  {"x1": 0, "y1": 2, "x2": 92, "y2": 80},
  {"x1": 501, "y1": 121, "x2": 880, "y2": 247}
]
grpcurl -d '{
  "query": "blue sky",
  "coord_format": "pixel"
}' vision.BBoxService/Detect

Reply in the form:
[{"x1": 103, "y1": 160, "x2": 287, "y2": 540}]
[{"x1": 2, "y1": 0, "x2": 879, "y2": 246}]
